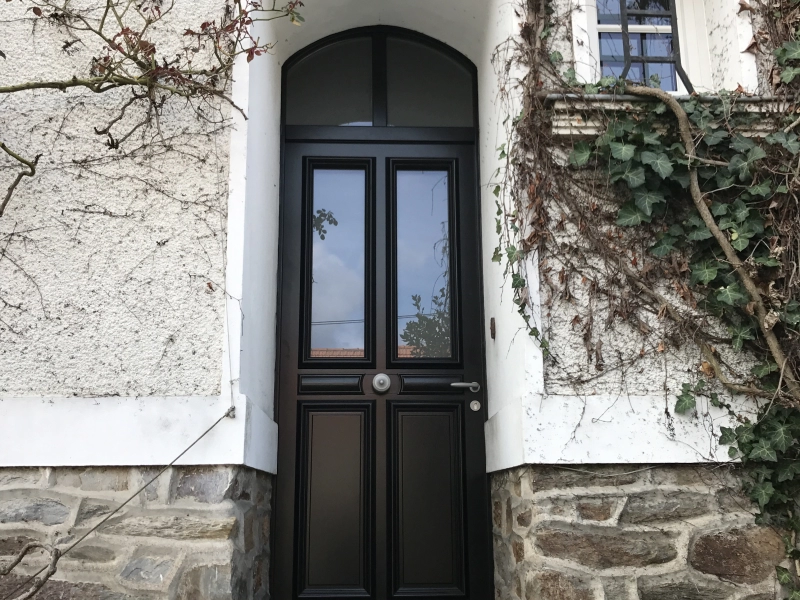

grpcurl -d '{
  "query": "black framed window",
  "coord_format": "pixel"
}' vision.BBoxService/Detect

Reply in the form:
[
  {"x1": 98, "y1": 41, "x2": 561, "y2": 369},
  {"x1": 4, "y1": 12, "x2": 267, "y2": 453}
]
[
  {"x1": 596, "y1": 0, "x2": 692, "y2": 92},
  {"x1": 283, "y1": 29, "x2": 476, "y2": 129}
]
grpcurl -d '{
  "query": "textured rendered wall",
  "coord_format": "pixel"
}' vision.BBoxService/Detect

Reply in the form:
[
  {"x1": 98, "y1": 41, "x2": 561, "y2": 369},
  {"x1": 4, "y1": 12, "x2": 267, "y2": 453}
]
[
  {"x1": 492, "y1": 465, "x2": 783, "y2": 600},
  {"x1": 0, "y1": 466, "x2": 271, "y2": 600},
  {"x1": 0, "y1": 2, "x2": 229, "y2": 397}
]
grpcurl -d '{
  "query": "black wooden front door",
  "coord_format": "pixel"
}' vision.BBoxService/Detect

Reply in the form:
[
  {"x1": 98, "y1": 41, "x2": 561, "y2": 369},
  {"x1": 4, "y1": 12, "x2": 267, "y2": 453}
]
[{"x1": 273, "y1": 139, "x2": 491, "y2": 600}]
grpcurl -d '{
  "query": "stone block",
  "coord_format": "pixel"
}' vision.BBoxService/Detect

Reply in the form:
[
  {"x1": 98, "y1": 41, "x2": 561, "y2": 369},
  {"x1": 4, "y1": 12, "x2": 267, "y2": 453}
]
[
  {"x1": 637, "y1": 573, "x2": 733, "y2": 600},
  {"x1": 536, "y1": 523, "x2": 678, "y2": 569},
  {"x1": 175, "y1": 564, "x2": 232, "y2": 600},
  {"x1": 602, "y1": 577, "x2": 631, "y2": 600},
  {"x1": 716, "y1": 488, "x2": 757, "y2": 514},
  {"x1": 0, "y1": 574, "x2": 133, "y2": 600},
  {"x1": 618, "y1": 491, "x2": 709, "y2": 524},
  {"x1": 525, "y1": 570, "x2": 594, "y2": 600},
  {"x1": 101, "y1": 513, "x2": 237, "y2": 540},
  {"x1": 689, "y1": 526, "x2": 784, "y2": 584},
  {"x1": 0, "y1": 496, "x2": 71, "y2": 526},
  {"x1": 173, "y1": 467, "x2": 230, "y2": 504},
  {"x1": 493, "y1": 500, "x2": 502, "y2": 529},
  {"x1": 135, "y1": 467, "x2": 165, "y2": 502},
  {"x1": 576, "y1": 498, "x2": 616, "y2": 521},
  {"x1": 54, "y1": 468, "x2": 128, "y2": 492},
  {"x1": 67, "y1": 544, "x2": 117, "y2": 563},
  {"x1": 648, "y1": 466, "x2": 713, "y2": 487},
  {"x1": 0, "y1": 469, "x2": 42, "y2": 488},
  {"x1": 75, "y1": 498, "x2": 120, "y2": 526},
  {"x1": 120, "y1": 550, "x2": 175, "y2": 588},
  {"x1": 527, "y1": 466, "x2": 640, "y2": 493},
  {"x1": 0, "y1": 535, "x2": 41, "y2": 556}
]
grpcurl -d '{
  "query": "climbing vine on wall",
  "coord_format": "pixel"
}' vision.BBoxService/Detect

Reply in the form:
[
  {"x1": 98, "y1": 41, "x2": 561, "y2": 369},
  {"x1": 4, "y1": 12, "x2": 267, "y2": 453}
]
[{"x1": 496, "y1": 0, "x2": 800, "y2": 590}]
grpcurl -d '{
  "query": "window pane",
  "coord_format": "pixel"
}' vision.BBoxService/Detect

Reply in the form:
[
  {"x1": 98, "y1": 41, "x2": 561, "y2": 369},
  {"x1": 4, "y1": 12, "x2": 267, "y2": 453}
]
[
  {"x1": 387, "y1": 37, "x2": 473, "y2": 127},
  {"x1": 597, "y1": 0, "x2": 621, "y2": 24},
  {"x1": 627, "y1": 0, "x2": 671, "y2": 25},
  {"x1": 310, "y1": 169, "x2": 366, "y2": 358},
  {"x1": 396, "y1": 171, "x2": 453, "y2": 359},
  {"x1": 601, "y1": 61, "x2": 643, "y2": 82},
  {"x1": 646, "y1": 62, "x2": 677, "y2": 91},
  {"x1": 286, "y1": 38, "x2": 372, "y2": 126},
  {"x1": 642, "y1": 33, "x2": 673, "y2": 57}
]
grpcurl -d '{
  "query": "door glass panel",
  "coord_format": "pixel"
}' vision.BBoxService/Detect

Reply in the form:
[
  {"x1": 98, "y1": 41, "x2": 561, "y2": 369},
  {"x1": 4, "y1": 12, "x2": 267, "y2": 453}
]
[
  {"x1": 396, "y1": 170, "x2": 452, "y2": 359},
  {"x1": 310, "y1": 169, "x2": 366, "y2": 358},
  {"x1": 386, "y1": 37, "x2": 473, "y2": 127},
  {"x1": 286, "y1": 38, "x2": 372, "y2": 126}
]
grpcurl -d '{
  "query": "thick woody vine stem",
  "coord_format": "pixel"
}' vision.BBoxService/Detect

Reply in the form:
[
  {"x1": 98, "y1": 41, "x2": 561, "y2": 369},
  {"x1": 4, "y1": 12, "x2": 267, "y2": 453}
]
[
  {"x1": 0, "y1": 144, "x2": 40, "y2": 218},
  {"x1": 626, "y1": 84, "x2": 800, "y2": 403}
]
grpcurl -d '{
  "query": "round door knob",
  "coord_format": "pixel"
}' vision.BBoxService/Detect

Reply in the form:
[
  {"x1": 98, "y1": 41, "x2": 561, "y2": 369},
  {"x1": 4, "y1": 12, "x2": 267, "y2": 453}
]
[
  {"x1": 470, "y1": 400, "x2": 481, "y2": 412},
  {"x1": 372, "y1": 373, "x2": 391, "y2": 394}
]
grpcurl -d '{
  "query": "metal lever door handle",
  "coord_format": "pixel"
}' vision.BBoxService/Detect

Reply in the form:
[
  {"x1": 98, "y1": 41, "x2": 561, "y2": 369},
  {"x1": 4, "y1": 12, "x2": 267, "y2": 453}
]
[{"x1": 450, "y1": 382, "x2": 481, "y2": 393}]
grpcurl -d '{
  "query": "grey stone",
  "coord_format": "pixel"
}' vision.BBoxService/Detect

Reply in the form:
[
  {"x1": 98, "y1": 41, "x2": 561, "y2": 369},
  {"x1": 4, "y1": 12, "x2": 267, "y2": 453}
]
[
  {"x1": 536, "y1": 523, "x2": 678, "y2": 569},
  {"x1": 741, "y1": 595, "x2": 775, "y2": 600},
  {"x1": 525, "y1": 570, "x2": 594, "y2": 600},
  {"x1": 54, "y1": 468, "x2": 128, "y2": 492},
  {"x1": 67, "y1": 545, "x2": 116, "y2": 562},
  {"x1": 173, "y1": 467, "x2": 230, "y2": 503},
  {"x1": 577, "y1": 498, "x2": 616, "y2": 521},
  {"x1": 527, "y1": 466, "x2": 641, "y2": 492},
  {"x1": 101, "y1": 513, "x2": 237, "y2": 540},
  {"x1": 76, "y1": 498, "x2": 119, "y2": 525},
  {"x1": 0, "y1": 469, "x2": 42, "y2": 488},
  {"x1": 716, "y1": 488, "x2": 757, "y2": 514},
  {"x1": 120, "y1": 554, "x2": 174, "y2": 585},
  {"x1": 602, "y1": 577, "x2": 630, "y2": 600},
  {"x1": 637, "y1": 574, "x2": 733, "y2": 600},
  {"x1": 0, "y1": 497, "x2": 71, "y2": 526},
  {"x1": 618, "y1": 491, "x2": 709, "y2": 524},
  {"x1": 689, "y1": 526, "x2": 784, "y2": 584},
  {"x1": 135, "y1": 467, "x2": 164, "y2": 502},
  {"x1": 176, "y1": 564, "x2": 233, "y2": 600},
  {"x1": 648, "y1": 466, "x2": 714, "y2": 487},
  {"x1": 0, "y1": 535, "x2": 41, "y2": 556},
  {"x1": 0, "y1": 574, "x2": 133, "y2": 600}
]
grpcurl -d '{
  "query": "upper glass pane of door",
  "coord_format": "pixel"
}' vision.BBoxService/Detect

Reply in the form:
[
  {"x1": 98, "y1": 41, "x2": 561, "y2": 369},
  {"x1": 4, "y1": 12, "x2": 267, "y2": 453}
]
[
  {"x1": 386, "y1": 37, "x2": 473, "y2": 127},
  {"x1": 286, "y1": 37, "x2": 372, "y2": 126}
]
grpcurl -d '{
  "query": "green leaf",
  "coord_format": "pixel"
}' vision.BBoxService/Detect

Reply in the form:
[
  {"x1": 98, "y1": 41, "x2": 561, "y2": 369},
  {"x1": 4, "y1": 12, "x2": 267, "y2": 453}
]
[
  {"x1": 690, "y1": 259, "x2": 719, "y2": 285},
  {"x1": 729, "y1": 323, "x2": 755, "y2": 350},
  {"x1": 569, "y1": 142, "x2": 592, "y2": 166},
  {"x1": 616, "y1": 203, "x2": 648, "y2": 226},
  {"x1": 703, "y1": 128, "x2": 729, "y2": 146},
  {"x1": 675, "y1": 390, "x2": 696, "y2": 414},
  {"x1": 610, "y1": 142, "x2": 636, "y2": 161},
  {"x1": 511, "y1": 273, "x2": 526, "y2": 289},
  {"x1": 747, "y1": 181, "x2": 772, "y2": 197},
  {"x1": 750, "y1": 481, "x2": 775, "y2": 508},
  {"x1": 491, "y1": 247, "x2": 502, "y2": 263},
  {"x1": 751, "y1": 361, "x2": 778, "y2": 378},
  {"x1": 728, "y1": 445, "x2": 739, "y2": 459},
  {"x1": 776, "y1": 462, "x2": 800, "y2": 482},
  {"x1": 641, "y1": 131, "x2": 661, "y2": 145},
  {"x1": 717, "y1": 284, "x2": 747, "y2": 306},
  {"x1": 633, "y1": 189, "x2": 665, "y2": 216},
  {"x1": 776, "y1": 566, "x2": 793, "y2": 586},
  {"x1": 598, "y1": 75, "x2": 617, "y2": 88},
  {"x1": 493, "y1": 185, "x2": 501, "y2": 197},
  {"x1": 731, "y1": 134, "x2": 755, "y2": 152},
  {"x1": 719, "y1": 426, "x2": 736, "y2": 445},
  {"x1": 731, "y1": 234, "x2": 750, "y2": 251},
  {"x1": 641, "y1": 151, "x2": 674, "y2": 178},
  {"x1": 736, "y1": 423, "x2": 756, "y2": 444},
  {"x1": 621, "y1": 165, "x2": 646, "y2": 188},
  {"x1": 749, "y1": 439, "x2": 778, "y2": 462},
  {"x1": 653, "y1": 102, "x2": 667, "y2": 114},
  {"x1": 649, "y1": 235, "x2": 676, "y2": 257},
  {"x1": 549, "y1": 50, "x2": 563, "y2": 64},
  {"x1": 771, "y1": 423, "x2": 793, "y2": 452},
  {"x1": 754, "y1": 255, "x2": 781, "y2": 267},
  {"x1": 781, "y1": 66, "x2": 800, "y2": 83},
  {"x1": 730, "y1": 199, "x2": 751, "y2": 223},
  {"x1": 687, "y1": 225, "x2": 713, "y2": 241},
  {"x1": 751, "y1": 464, "x2": 774, "y2": 481},
  {"x1": 766, "y1": 130, "x2": 800, "y2": 154},
  {"x1": 780, "y1": 40, "x2": 800, "y2": 61},
  {"x1": 711, "y1": 201, "x2": 729, "y2": 216}
]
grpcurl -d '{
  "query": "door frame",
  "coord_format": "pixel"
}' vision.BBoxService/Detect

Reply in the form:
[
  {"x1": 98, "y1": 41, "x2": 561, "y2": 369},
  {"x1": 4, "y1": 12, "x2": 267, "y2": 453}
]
[{"x1": 271, "y1": 26, "x2": 491, "y2": 600}]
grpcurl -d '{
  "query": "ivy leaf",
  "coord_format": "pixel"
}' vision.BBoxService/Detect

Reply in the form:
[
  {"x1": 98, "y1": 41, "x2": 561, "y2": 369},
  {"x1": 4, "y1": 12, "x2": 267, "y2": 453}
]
[
  {"x1": 649, "y1": 235, "x2": 676, "y2": 257},
  {"x1": 749, "y1": 439, "x2": 778, "y2": 462},
  {"x1": 736, "y1": 424, "x2": 756, "y2": 444},
  {"x1": 780, "y1": 66, "x2": 800, "y2": 83},
  {"x1": 491, "y1": 247, "x2": 502, "y2": 263},
  {"x1": 715, "y1": 172, "x2": 736, "y2": 188},
  {"x1": 610, "y1": 142, "x2": 636, "y2": 161},
  {"x1": 751, "y1": 361, "x2": 778, "y2": 378},
  {"x1": 641, "y1": 151, "x2": 674, "y2": 178},
  {"x1": 776, "y1": 462, "x2": 800, "y2": 482},
  {"x1": 780, "y1": 40, "x2": 800, "y2": 61},
  {"x1": 687, "y1": 225, "x2": 713, "y2": 241},
  {"x1": 719, "y1": 426, "x2": 736, "y2": 445},
  {"x1": 728, "y1": 445, "x2": 739, "y2": 459},
  {"x1": 747, "y1": 181, "x2": 772, "y2": 197},
  {"x1": 731, "y1": 134, "x2": 755, "y2": 153},
  {"x1": 750, "y1": 481, "x2": 774, "y2": 508},
  {"x1": 729, "y1": 323, "x2": 755, "y2": 350},
  {"x1": 731, "y1": 234, "x2": 750, "y2": 251},
  {"x1": 641, "y1": 131, "x2": 661, "y2": 145},
  {"x1": 771, "y1": 423, "x2": 793, "y2": 452},
  {"x1": 616, "y1": 203, "x2": 648, "y2": 226},
  {"x1": 569, "y1": 142, "x2": 592, "y2": 166},
  {"x1": 598, "y1": 75, "x2": 617, "y2": 88},
  {"x1": 672, "y1": 170, "x2": 690, "y2": 188},
  {"x1": 621, "y1": 165, "x2": 646, "y2": 188},
  {"x1": 710, "y1": 201, "x2": 729, "y2": 216},
  {"x1": 776, "y1": 566, "x2": 793, "y2": 586},
  {"x1": 690, "y1": 259, "x2": 719, "y2": 285},
  {"x1": 754, "y1": 255, "x2": 781, "y2": 267},
  {"x1": 511, "y1": 273, "x2": 526, "y2": 289},
  {"x1": 751, "y1": 464, "x2": 774, "y2": 481},
  {"x1": 633, "y1": 189, "x2": 665, "y2": 216},
  {"x1": 766, "y1": 130, "x2": 800, "y2": 154},
  {"x1": 731, "y1": 199, "x2": 751, "y2": 223},
  {"x1": 703, "y1": 128, "x2": 729, "y2": 146},
  {"x1": 717, "y1": 284, "x2": 747, "y2": 306},
  {"x1": 675, "y1": 390, "x2": 696, "y2": 414}
]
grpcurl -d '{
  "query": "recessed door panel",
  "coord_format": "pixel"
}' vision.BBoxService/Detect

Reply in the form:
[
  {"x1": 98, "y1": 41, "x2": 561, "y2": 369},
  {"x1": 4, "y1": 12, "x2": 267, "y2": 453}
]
[
  {"x1": 297, "y1": 403, "x2": 373, "y2": 596},
  {"x1": 390, "y1": 403, "x2": 465, "y2": 596}
]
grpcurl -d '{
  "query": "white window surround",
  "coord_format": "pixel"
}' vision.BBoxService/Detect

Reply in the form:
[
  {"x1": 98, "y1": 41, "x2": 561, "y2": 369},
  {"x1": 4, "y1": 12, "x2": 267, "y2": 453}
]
[
  {"x1": 0, "y1": 0, "x2": 750, "y2": 473},
  {"x1": 570, "y1": 0, "x2": 757, "y2": 93}
]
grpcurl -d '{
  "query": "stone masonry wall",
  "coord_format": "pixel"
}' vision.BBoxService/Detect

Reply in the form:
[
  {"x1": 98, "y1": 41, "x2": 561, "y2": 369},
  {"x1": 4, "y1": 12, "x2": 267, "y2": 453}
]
[
  {"x1": 492, "y1": 465, "x2": 785, "y2": 600},
  {"x1": 0, "y1": 466, "x2": 271, "y2": 600}
]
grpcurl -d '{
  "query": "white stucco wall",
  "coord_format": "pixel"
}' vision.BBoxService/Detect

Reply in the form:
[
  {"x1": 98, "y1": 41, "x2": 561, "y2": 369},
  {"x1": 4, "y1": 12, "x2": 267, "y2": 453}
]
[{"x1": 0, "y1": 0, "x2": 768, "y2": 472}]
